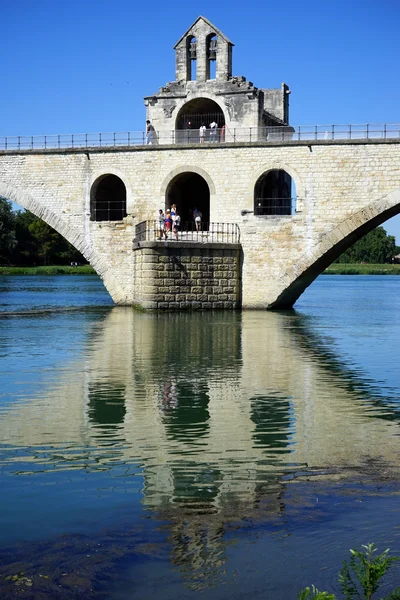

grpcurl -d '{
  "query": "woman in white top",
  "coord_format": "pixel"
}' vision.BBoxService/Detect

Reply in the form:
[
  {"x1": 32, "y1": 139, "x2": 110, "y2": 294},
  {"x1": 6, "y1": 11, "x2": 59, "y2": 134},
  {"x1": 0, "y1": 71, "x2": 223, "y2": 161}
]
[{"x1": 199, "y1": 124, "x2": 206, "y2": 143}]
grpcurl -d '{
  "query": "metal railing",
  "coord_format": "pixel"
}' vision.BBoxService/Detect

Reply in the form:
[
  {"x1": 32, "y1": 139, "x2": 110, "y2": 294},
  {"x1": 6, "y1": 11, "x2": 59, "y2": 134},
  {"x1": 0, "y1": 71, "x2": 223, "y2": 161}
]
[
  {"x1": 254, "y1": 197, "x2": 297, "y2": 216},
  {"x1": 1, "y1": 123, "x2": 400, "y2": 151},
  {"x1": 135, "y1": 221, "x2": 240, "y2": 244}
]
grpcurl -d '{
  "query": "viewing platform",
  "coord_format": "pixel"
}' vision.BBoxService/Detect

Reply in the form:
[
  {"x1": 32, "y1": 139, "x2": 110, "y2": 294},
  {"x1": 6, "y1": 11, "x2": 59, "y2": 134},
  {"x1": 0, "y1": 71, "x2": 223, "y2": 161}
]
[{"x1": 134, "y1": 220, "x2": 241, "y2": 245}]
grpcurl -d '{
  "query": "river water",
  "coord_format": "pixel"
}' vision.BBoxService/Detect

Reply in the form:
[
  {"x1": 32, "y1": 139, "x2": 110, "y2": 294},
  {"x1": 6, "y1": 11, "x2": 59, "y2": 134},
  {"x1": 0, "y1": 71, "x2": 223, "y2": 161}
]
[{"x1": 0, "y1": 274, "x2": 400, "y2": 598}]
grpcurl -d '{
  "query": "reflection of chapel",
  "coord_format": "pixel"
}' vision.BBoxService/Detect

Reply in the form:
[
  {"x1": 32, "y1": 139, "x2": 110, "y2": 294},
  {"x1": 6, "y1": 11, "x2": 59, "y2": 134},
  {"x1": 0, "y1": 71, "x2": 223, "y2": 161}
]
[{"x1": 144, "y1": 16, "x2": 290, "y2": 134}]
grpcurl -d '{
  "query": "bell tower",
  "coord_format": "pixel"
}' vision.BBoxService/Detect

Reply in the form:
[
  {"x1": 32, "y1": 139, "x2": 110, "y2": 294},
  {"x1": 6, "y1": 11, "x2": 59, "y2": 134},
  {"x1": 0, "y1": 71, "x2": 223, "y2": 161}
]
[
  {"x1": 174, "y1": 16, "x2": 233, "y2": 83},
  {"x1": 144, "y1": 16, "x2": 290, "y2": 140}
]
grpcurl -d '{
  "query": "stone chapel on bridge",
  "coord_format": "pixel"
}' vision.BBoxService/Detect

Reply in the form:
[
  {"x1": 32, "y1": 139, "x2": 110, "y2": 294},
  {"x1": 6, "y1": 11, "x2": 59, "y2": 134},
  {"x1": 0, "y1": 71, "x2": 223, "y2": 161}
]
[{"x1": 144, "y1": 16, "x2": 290, "y2": 135}]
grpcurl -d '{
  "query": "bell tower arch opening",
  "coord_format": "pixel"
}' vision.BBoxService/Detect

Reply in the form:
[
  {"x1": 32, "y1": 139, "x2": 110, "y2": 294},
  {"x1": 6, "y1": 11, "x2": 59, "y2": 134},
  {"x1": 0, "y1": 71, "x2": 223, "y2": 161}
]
[
  {"x1": 175, "y1": 98, "x2": 225, "y2": 132},
  {"x1": 254, "y1": 169, "x2": 296, "y2": 216},
  {"x1": 206, "y1": 33, "x2": 217, "y2": 80},
  {"x1": 166, "y1": 172, "x2": 210, "y2": 226},
  {"x1": 187, "y1": 35, "x2": 197, "y2": 81},
  {"x1": 90, "y1": 174, "x2": 127, "y2": 222}
]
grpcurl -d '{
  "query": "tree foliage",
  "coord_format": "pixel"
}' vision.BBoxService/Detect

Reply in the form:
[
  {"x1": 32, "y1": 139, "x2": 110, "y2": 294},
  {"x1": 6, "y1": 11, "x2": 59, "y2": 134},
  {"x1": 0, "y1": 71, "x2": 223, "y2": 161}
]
[
  {"x1": 0, "y1": 197, "x2": 17, "y2": 263},
  {"x1": 336, "y1": 226, "x2": 396, "y2": 264},
  {"x1": 0, "y1": 197, "x2": 85, "y2": 266}
]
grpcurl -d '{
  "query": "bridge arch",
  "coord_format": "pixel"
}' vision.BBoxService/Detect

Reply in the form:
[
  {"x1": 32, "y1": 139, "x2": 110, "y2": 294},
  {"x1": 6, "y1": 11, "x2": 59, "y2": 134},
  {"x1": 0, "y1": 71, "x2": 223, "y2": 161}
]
[
  {"x1": 269, "y1": 187, "x2": 400, "y2": 309},
  {"x1": 0, "y1": 181, "x2": 123, "y2": 303}
]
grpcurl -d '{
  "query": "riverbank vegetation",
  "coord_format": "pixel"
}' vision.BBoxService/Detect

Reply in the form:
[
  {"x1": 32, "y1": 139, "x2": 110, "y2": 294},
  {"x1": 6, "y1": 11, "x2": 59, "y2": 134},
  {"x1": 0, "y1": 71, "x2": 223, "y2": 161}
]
[
  {"x1": 0, "y1": 197, "x2": 85, "y2": 266},
  {"x1": 324, "y1": 264, "x2": 400, "y2": 275},
  {"x1": 298, "y1": 543, "x2": 400, "y2": 599},
  {"x1": 336, "y1": 226, "x2": 397, "y2": 264},
  {"x1": 0, "y1": 265, "x2": 95, "y2": 276}
]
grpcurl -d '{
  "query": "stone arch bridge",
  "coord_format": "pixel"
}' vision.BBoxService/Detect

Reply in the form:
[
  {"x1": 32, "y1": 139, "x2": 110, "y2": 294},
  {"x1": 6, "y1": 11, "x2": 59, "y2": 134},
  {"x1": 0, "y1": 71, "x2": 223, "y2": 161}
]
[{"x1": 1, "y1": 135, "x2": 400, "y2": 309}]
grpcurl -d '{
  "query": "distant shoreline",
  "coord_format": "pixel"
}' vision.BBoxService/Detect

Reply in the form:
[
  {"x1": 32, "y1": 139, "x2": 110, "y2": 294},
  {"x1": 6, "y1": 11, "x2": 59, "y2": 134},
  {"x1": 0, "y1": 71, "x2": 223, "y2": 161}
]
[
  {"x1": 0, "y1": 264, "x2": 400, "y2": 277},
  {"x1": 0, "y1": 265, "x2": 96, "y2": 276},
  {"x1": 323, "y1": 263, "x2": 400, "y2": 275}
]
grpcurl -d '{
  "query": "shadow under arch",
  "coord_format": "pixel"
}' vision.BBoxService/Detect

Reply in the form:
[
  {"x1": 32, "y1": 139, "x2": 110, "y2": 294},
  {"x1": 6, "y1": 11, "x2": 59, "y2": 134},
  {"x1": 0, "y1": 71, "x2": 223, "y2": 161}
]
[
  {"x1": 0, "y1": 181, "x2": 119, "y2": 301},
  {"x1": 269, "y1": 187, "x2": 400, "y2": 309}
]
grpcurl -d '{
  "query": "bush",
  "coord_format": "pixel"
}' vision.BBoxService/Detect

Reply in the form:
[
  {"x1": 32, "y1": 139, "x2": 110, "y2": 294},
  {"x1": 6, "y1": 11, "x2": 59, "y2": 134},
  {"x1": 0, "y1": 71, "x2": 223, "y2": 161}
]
[{"x1": 298, "y1": 544, "x2": 400, "y2": 600}]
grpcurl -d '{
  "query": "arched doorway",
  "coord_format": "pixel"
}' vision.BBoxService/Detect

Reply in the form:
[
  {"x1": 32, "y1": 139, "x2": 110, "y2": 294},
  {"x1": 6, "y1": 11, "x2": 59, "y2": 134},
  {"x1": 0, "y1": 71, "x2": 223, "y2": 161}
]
[
  {"x1": 175, "y1": 98, "x2": 225, "y2": 142},
  {"x1": 254, "y1": 169, "x2": 296, "y2": 216},
  {"x1": 166, "y1": 172, "x2": 210, "y2": 225},
  {"x1": 90, "y1": 174, "x2": 127, "y2": 221}
]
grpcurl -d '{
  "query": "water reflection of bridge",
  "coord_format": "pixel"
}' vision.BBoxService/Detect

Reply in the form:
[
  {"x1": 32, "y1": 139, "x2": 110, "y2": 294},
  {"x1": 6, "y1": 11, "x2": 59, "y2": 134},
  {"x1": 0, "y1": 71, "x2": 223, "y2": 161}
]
[{"x1": 1, "y1": 309, "x2": 400, "y2": 581}]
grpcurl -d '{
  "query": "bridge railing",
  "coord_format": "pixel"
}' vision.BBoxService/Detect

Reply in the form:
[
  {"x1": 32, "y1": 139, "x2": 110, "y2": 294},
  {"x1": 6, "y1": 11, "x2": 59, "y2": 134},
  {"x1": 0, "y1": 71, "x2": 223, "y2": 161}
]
[
  {"x1": 1, "y1": 123, "x2": 400, "y2": 151},
  {"x1": 254, "y1": 197, "x2": 297, "y2": 216},
  {"x1": 135, "y1": 221, "x2": 241, "y2": 244}
]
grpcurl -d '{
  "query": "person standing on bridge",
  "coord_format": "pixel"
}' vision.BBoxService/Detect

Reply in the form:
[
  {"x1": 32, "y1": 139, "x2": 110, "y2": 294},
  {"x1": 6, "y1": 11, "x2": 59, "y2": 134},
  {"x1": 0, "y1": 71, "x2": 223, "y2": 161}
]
[
  {"x1": 146, "y1": 120, "x2": 155, "y2": 145},
  {"x1": 193, "y1": 207, "x2": 202, "y2": 232},
  {"x1": 209, "y1": 120, "x2": 217, "y2": 142},
  {"x1": 199, "y1": 123, "x2": 206, "y2": 143},
  {"x1": 157, "y1": 209, "x2": 166, "y2": 240},
  {"x1": 164, "y1": 209, "x2": 172, "y2": 238},
  {"x1": 172, "y1": 211, "x2": 181, "y2": 240}
]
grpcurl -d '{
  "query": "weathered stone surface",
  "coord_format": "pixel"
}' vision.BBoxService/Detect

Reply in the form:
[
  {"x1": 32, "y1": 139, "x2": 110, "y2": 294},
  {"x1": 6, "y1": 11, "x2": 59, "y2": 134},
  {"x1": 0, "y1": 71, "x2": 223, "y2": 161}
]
[
  {"x1": 131, "y1": 243, "x2": 240, "y2": 309},
  {"x1": 0, "y1": 139, "x2": 400, "y2": 308}
]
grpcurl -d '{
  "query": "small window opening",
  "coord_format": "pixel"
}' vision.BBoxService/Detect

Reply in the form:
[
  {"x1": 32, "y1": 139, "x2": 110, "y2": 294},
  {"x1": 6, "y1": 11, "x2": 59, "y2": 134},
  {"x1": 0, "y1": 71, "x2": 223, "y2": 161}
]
[
  {"x1": 187, "y1": 36, "x2": 197, "y2": 81},
  {"x1": 206, "y1": 34, "x2": 217, "y2": 79},
  {"x1": 254, "y1": 169, "x2": 296, "y2": 216},
  {"x1": 90, "y1": 174, "x2": 127, "y2": 221}
]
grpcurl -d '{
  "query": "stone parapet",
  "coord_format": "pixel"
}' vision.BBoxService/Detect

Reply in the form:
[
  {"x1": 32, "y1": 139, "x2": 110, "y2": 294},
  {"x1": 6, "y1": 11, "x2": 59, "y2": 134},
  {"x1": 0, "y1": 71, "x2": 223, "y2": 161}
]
[{"x1": 133, "y1": 242, "x2": 241, "y2": 310}]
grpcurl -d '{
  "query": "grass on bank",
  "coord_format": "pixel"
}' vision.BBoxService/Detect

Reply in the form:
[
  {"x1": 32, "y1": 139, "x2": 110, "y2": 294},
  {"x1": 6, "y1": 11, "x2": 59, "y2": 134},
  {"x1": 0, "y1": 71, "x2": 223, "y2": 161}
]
[
  {"x1": 1, "y1": 264, "x2": 400, "y2": 277},
  {"x1": 0, "y1": 265, "x2": 96, "y2": 276},
  {"x1": 323, "y1": 263, "x2": 400, "y2": 275}
]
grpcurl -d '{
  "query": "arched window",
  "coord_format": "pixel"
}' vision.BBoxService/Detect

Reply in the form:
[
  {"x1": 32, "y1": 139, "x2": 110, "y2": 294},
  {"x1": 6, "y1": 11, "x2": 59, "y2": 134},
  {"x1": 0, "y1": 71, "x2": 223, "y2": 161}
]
[
  {"x1": 206, "y1": 33, "x2": 217, "y2": 79},
  {"x1": 90, "y1": 174, "x2": 127, "y2": 221},
  {"x1": 187, "y1": 35, "x2": 197, "y2": 81},
  {"x1": 254, "y1": 170, "x2": 296, "y2": 216}
]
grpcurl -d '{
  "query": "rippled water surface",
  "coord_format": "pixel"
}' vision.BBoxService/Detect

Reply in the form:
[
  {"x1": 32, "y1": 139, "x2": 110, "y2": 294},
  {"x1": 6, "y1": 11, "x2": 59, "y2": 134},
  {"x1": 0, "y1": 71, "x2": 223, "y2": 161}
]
[{"x1": 1, "y1": 274, "x2": 400, "y2": 598}]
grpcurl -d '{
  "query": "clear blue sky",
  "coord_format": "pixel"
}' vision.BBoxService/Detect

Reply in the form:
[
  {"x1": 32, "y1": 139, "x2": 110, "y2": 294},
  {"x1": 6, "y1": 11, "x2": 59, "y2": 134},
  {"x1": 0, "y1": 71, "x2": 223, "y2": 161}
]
[{"x1": 2, "y1": 0, "x2": 400, "y2": 239}]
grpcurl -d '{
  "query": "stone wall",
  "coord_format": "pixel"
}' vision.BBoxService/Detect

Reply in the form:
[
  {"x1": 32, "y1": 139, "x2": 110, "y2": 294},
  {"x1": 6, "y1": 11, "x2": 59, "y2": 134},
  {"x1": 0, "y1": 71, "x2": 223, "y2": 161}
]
[
  {"x1": 133, "y1": 242, "x2": 241, "y2": 309},
  {"x1": 1, "y1": 138, "x2": 400, "y2": 308}
]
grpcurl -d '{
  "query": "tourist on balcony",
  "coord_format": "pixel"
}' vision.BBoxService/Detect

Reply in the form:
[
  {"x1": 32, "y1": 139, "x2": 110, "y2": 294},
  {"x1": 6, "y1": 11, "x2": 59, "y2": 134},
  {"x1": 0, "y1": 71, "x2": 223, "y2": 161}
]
[
  {"x1": 220, "y1": 123, "x2": 226, "y2": 142},
  {"x1": 172, "y1": 212, "x2": 181, "y2": 240},
  {"x1": 146, "y1": 120, "x2": 155, "y2": 145},
  {"x1": 199, "y1": 123, "x2": 206, "y2": 143},
  {"x1": 209, "y1": 120, "x2": 218, "y2": 141},
  {"x1": 157, "y1": 209, "x2": 165, "y2": 240},
  {"x1": 193, "y1": 207, "x2": 202, "y2": 232},
  {"x1": 164, "y1": 209, "x2": 172, "y2": 238}
]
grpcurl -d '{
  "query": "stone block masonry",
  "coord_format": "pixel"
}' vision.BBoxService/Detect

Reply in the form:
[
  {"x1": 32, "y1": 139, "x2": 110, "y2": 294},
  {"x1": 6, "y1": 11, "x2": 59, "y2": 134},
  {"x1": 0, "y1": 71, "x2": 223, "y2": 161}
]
[
  {"x1": 133, "y1": 242, "x2": 241, "y2": 310},
  {"x1": 1, "y1": 139, "x2": 400, "y2": 308}
]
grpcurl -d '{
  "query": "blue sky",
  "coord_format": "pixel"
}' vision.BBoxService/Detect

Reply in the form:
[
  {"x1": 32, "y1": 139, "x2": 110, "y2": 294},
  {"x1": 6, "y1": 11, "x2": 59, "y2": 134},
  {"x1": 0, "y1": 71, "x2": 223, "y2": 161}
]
[{"x1": 2, "y1": 0, "x2": 400, "y2": 239}]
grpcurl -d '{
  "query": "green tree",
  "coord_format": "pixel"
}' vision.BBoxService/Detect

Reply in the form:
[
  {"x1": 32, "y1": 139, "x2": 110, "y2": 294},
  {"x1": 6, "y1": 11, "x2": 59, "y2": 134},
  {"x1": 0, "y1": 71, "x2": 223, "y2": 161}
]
[
  {"x1": 13, "y1": 209, "x2": 85, "y2": 266},
  {"x1": 28, "y1": 219, "x2": 61, "y2": 265},
  {"x1": 336, "y1": 226, "x2": 396, "y2": 264},
  {"x1": 13, "y1": 209, "x2": 39, "y2": 265},
  {"x1": 0, "y1": 197, "x2": 17, "y2": 263}
]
